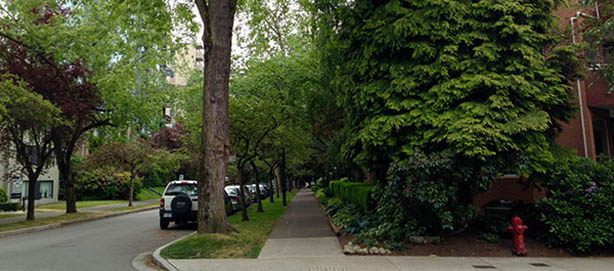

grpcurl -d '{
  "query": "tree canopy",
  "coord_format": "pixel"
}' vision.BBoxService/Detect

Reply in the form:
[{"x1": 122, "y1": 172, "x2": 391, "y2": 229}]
[{"x1": 321, "y1": 0, "x2": 579, "y2": 178}]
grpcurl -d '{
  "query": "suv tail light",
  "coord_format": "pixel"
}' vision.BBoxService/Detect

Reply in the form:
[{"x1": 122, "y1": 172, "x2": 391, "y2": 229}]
[{"x1": 160, "y1": 198, "x2": 165, "y2": 208}]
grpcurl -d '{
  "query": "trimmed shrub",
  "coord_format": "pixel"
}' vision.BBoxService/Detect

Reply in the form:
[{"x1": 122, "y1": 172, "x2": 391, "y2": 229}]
[
  {"x1": 0, "y1": 202, "x2": 19, "y2": 211},
  {"x1": 536, "y1": 155, "x2": 614, "y2": 253},
  {"x1": 328, "y1": 178, "x2": 375, "y2": 211},
  {"x1": 0, "y1": 188, "x2": 8, "y2": 203},
  {"x1": 328, "y1": 177, "x2": 348, "y2": 197}
]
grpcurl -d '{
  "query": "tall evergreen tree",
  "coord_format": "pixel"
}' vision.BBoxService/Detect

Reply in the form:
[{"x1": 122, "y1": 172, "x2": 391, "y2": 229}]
[{"x1": 325, "y1": 0, "x2": 579, "y2": 178}]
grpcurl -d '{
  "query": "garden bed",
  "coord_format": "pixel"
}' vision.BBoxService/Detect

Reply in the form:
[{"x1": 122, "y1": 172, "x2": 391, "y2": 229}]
[{"x1": 337, "y1": 230, "x2": 614, "y2": 257}]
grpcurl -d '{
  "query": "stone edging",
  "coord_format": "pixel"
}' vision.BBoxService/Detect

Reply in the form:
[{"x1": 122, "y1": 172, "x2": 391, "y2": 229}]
[
  {"x1": 153, "y1": 231, "x2": 197, "y2": 271},
  {"x1": 0, "y1": 205, "x2": 158, "y2": 238}
]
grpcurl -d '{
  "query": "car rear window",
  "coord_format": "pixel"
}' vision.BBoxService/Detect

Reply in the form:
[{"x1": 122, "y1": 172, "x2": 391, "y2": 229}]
[
  {"x1": 165, "y1": 183, "x2": 197, "y2": 196},
  {"x1": 225, "y1": 187, "x2": 238, "y2": 195}
]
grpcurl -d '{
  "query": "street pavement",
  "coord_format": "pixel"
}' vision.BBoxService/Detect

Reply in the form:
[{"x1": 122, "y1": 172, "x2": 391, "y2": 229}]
[
  {"x1": 0, "y1": 199, "x2": 159, "y2": 225},
  {"x1": 166, "y1": 190, "x2": 614, "y2": 271},
  {"x1": 0, "y1": 209, "x2": 192, "y2": 271}
]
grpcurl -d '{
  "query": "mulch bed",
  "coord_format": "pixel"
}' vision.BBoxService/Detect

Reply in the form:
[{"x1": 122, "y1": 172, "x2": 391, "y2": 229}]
[{"x1": 338, "y1": 230, "x2": 614, "y2": 257}]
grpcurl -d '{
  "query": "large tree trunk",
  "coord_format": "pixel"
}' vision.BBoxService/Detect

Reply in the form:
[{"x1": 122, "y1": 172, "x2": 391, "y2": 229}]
[
  {"x1": 281, "y1": 149, "x2": 286, "y2": 206},
  {"x1": 128, "y1": 173, "x2": 134, "y2": 207},
  {"x1": 275, "y1": 167, "x2": 281, "y2": 198},
  {"x1": 55, "y1": 144, "x2": 77, "y2": 213},
  {"x1": 268, "y1": 166, "x2": 275, "y2": 203},
  {"x1": 251, "y1": 161, "x2": 263, "y2": 213},
  {"x1": 238, "y1": 166, "x2": 249, "y2": 221},
  {"x1": 195, "y1": 0, "x2": 237, "y2": 234},
  {"x1": 26, "y1": 174, "x2": 37, "y2": 220}
]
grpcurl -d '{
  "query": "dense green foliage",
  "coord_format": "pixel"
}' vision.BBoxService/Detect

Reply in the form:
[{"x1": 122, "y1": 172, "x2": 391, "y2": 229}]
[
  {"x1": 0, "y1": 188, "x2": 8, "y2": 203},
  {"x1": 75, "y1": 168, "x2": 142, "y2": 201},
  {"x1": 323, "y1": 0, "x2": 578, "y2": 177},
  {"x1": 315, "y1": 189, "x2": 328, "y2": 206},
  {"x1": 328, "y1": 178, "x2": 348, "y2": 198},
  {"x1": 0, "y1": 202, "x2": 19, "y2": 211},
  {"x1": 536, "y1": 156, "x2": 614, "y2": 253},
  {"x1": 369, "y1": 151, "x2": 482, "y2": 240},
  {"x1": 331, "y1": 204, "x2": 362, "y2": 229},
  {"x1": 328, "y1": 178, "x2": 374, "y2": 211}
]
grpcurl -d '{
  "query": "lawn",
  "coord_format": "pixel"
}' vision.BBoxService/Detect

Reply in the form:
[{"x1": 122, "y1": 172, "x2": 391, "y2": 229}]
[
  {"x1": 39, "y1": 200, "x2": 126, "y2": 211},
  {"x1": 160, "y1": 190, "x2": 298, "y2": 259},
  {"x1": 137, "y1": 187, "x2": 165, "y2": 201},
  {"x1": 106, "y1": 202, "x2": 159, "y2": 212},
  {"x1": 0, "y1": 213, "x2": 23, "y2": 220},
  {"x1": 0, "y1": 212, "x2": 103, "y2": 232}
]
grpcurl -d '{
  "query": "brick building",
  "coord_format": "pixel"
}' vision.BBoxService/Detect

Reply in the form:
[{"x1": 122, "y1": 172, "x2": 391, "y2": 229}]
[{"x1": 555, "y1": 2, "x2": 614, "y2": 160}]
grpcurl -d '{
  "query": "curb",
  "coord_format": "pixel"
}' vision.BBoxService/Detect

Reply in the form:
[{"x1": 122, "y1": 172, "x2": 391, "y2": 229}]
[
  {"x1": 153, "y1": 231, "x2": 197, "y2": 271},
  {"x1": 0, "y1": 205, "x2": 158, "y2": 238},
  {"x1": 132, "y1": 252, "x2": 160, "y2": 271}
]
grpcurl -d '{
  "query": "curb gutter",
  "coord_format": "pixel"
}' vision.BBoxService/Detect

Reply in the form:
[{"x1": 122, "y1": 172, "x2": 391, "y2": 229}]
[
  {"x1": 153, "y1": 231, "x2": 197, "y2": 271},
  {"x1": 0, "y1": 205, "x2": 158, "y2": 238}
]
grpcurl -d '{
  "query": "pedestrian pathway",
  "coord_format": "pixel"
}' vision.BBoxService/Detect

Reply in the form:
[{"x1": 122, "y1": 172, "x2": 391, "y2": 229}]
[
  {"x1": 258, "y1": 189, "x2": 343, "y2": 259},
  {"x1": 0, "y1": 199, "x2": 158, "y2": 225}
]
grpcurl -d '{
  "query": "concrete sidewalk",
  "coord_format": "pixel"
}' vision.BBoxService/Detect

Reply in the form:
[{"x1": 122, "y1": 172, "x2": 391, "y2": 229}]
[
  {"x1": 164, "y1": 190, "x2": 614, "y2": 271},
  {"x1": 257, "y1": 189, "x2": 343, "y2": 259},
  {"x1": 168, "y1": 256, "x2": 614, "y2": 271},
  {"x1": 0, "y1": 199, "x2": 158, "y2": 225}
]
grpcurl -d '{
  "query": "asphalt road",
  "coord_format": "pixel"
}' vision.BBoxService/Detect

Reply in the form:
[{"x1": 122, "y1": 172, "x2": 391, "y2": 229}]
[{"x1": 0, "y1": 209, "x2": 193, "y2": 271}]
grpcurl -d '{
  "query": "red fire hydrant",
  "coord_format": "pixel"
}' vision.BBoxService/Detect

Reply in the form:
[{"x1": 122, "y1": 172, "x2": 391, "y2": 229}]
[{"x1": 507, "y1": 216, "x2": 528, "y2": 256}]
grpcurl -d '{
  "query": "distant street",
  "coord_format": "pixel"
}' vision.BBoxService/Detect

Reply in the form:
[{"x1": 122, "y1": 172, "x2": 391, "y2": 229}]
[{"x1": 0, "y1": 209, "x2": 192, "y2": 271}]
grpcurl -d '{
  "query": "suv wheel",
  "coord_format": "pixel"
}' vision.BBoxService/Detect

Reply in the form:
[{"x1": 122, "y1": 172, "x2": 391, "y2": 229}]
[
  {"x1": 171, "y1": 192, "x2": 192, "y2": 218},
  {"x1": 160, "y1": 217, "x2": 170, "y2": 230}
]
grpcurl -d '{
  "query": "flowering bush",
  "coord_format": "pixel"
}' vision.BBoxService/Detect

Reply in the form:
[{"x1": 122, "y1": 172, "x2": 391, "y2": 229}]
[
  {"x1": 536, "y1": 156, "x2": 614, "y2": 252},
  {"x1": 75, "y1": 167, "x2": 142, "y2": 201},
  {"x1": 366, "y1": 151, "x2": 496, "y2": 241}
]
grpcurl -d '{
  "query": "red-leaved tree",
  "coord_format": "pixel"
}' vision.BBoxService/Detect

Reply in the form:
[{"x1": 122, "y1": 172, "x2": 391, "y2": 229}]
[{"x1": 0, "y1": 5, "x2": 110, "y2": 213}]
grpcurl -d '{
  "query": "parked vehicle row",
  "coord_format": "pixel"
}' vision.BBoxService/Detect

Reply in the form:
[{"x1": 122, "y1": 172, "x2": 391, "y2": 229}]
[{"x1": 159, "y1": 180, "x2": 274, "y2": 230}]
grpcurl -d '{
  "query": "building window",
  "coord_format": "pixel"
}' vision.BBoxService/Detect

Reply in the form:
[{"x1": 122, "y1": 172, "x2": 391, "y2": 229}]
[
  {"x1": 584, "y1": 34, "x2": 601, "y2": 66},
  {"x1": 21, "y1": 180, "x2": 54, "y2": 200},
  {"x1": 603, "y1": 43, "x2": 614, "y2": 64},
  {"x1": 593, "y1": 119, "x2": 611, "y2": 157}
]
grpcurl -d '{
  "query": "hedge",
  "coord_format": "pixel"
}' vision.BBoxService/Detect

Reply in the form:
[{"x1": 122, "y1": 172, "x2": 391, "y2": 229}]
[
  {"x1": 0, "y1": 188, "x2": 7, "y2": 203},
  {"x1": 328, "y1": 177, "x2": 348, "y2": 198},
  {"x1": 328, "y1": 178, "x2": 374, "y2": 211},
  {"x1": 0, "y1": 202, "x2": 19, "y2": 211}
]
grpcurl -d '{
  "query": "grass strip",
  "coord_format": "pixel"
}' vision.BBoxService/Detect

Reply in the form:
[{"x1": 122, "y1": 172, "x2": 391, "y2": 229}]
[
  {"x1": 107, "y1": 202, "x2": 159, "y2": 212},
  {"x1": 39, "y1": 200, "x2": 126, "y2": 211},
  {"x1": 0, "y1": 213, "x2": 23, "y2": 220},
  {"x1": 0, "y1": 212, "x2": 103, "y2": 232},
  {"x1": 137, "y1": 187, "x2": 165, "y2": 201},
  {"x1": 160, "y1": 190, "x2": 298, "y2": 259}
]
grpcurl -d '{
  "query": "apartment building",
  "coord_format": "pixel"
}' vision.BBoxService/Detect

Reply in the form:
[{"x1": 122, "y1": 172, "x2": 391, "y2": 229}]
[{"x1": 555, "y1": 2, "x2": 614, "y2": 160}]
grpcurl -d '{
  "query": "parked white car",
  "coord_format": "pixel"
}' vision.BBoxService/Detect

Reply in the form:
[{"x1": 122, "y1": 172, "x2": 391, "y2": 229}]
[
  {"x1": 159, "y1": 180, "x2": 233, "y2": 230},
  {"x1": 224, "y1": 185, "x2": 252, "y2": 207}
]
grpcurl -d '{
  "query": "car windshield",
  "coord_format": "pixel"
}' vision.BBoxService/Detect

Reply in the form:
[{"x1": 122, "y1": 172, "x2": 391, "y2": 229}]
[{"x1": 165, "y1": 183, "x2": 197, "y2": 196}]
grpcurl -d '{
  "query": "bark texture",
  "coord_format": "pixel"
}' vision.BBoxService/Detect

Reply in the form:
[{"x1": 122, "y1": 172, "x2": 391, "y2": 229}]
[
  {"x1": 195, "y1": 0, "x2": 237, "y2": 234},
  {"x1": 251, "y1": 161, "x2": 263, "y2": 213},
  {"x1": 238, "y1": 168, "x2": 249, "y2": 222}
]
